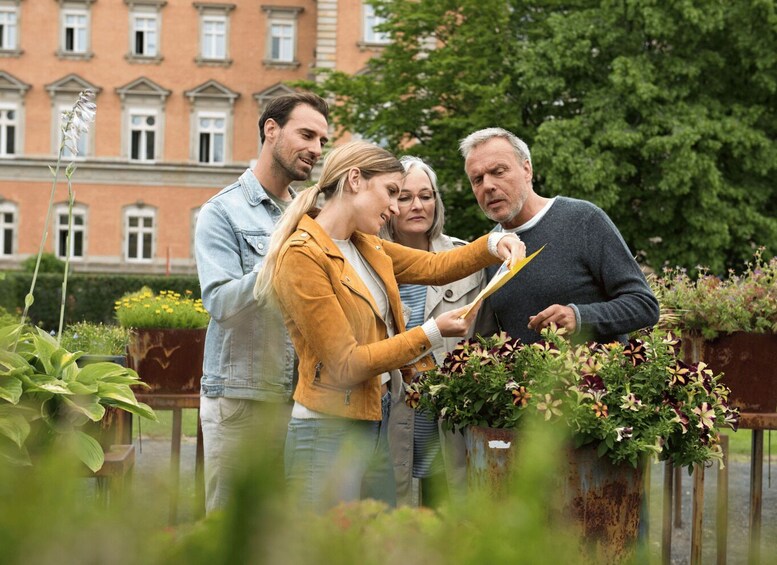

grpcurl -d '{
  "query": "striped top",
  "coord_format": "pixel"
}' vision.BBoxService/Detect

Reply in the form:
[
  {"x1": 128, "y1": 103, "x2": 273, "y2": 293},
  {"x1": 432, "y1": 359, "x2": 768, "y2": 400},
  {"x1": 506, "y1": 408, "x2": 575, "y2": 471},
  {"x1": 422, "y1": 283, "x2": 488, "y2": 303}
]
[{"x1": 399, "y1": 284, "x2": 427, "y2": 330}]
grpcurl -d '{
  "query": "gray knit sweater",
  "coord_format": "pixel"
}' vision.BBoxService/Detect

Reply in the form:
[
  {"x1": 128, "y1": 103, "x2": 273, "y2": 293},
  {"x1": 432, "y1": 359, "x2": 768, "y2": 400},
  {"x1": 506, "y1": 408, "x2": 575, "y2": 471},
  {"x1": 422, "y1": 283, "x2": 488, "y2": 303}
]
[{"x1": 475, "y1": 197, "x2": 659, "y2": 344}]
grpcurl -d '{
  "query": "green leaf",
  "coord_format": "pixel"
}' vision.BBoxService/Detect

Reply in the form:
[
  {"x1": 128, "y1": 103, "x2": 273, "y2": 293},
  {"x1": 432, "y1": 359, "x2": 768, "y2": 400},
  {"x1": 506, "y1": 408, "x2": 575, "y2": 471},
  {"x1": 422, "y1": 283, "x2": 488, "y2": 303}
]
[
  {"x1": 0, "y1": 324, "x2": 23, "y2": 350},
  {"x1": 596, "y1": 440, "x2": 609, "y2": 457},
  {"x1": 73, "y1": 430, "x2": 104, "y2": 472},
  {"x1": 0, "y1": 435, "x2": 31, "y2": 466},
  {"x1": 66, "y1": 380, "x2": 98, "y2": 395},
  {"x1": 0, "y1": 408, "x2": 31, "y2": 447},
  {"x1": 76, "y1": 363, "x2": 139, "y2": 386},
  {"x1": 63, "y1": 395, "x2": 105, "y2": 422},
  {"x1": 102, "y1": 400, "x2": 157, "y2": 421},
  {"x1": 24, "y1": 293, "x2": 34, "y2": 308},
  {"x1": 0, "y1": 377, "x2": 23, "y2": 404},
  {"x1": 27, "y1": 374, "x2": 72, "y2": 395}
]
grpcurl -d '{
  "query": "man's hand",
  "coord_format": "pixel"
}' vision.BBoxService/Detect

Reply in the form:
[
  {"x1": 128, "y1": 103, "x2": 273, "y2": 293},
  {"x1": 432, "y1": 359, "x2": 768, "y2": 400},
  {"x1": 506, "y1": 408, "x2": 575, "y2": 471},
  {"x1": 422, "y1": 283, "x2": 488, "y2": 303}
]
[{"x1": 528, "y1": 304, "x2": 577, "y2": 333}]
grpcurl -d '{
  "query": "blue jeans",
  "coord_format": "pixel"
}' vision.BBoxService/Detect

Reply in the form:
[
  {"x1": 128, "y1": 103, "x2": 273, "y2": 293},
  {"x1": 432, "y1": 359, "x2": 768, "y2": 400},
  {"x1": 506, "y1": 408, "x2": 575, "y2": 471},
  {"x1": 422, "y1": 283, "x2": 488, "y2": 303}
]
[{"x1": 285, "y1": 393, "x2": 396, "y2": 512}]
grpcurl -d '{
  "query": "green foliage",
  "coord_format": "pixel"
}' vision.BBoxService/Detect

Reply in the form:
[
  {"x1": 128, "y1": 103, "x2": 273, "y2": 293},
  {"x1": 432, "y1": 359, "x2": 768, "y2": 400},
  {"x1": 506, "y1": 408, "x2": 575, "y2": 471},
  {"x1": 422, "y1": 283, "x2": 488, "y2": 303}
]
[
  {"x1": 115, "y1": 287, "x2": 209, "y2": 329},
  {"x1": 308, "y1": 0, "x2": 777, "y2": 271},
  {"x1": 20, "y1": 253, "x2": 66, "y2": 274},
  {"x1": 0, "y1": 304, "x2": 19, "y2": 327},
  {"x1": 653, "y1": 248, "x2": 777, "y2": 338},
  {"x1": 408, "y1": 327, "x2": 738, "y2": 469},
  {"x1": 0, "y1": 324, "x2": 156, "y2": 471},
  {"x1": 0, "y1": 272, "x2": 201, "y2": 330},
  {"x1": 60, "y1": 322, "x2": 130, "y2": 356}
]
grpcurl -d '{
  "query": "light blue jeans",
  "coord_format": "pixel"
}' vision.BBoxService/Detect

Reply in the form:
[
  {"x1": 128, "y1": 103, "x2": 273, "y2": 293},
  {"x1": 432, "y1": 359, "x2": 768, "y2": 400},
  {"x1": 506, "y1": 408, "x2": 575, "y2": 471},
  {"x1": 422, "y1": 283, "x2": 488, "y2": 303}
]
[{"x1": 285, "y1": 393, "x2": 396, "y2": 512}]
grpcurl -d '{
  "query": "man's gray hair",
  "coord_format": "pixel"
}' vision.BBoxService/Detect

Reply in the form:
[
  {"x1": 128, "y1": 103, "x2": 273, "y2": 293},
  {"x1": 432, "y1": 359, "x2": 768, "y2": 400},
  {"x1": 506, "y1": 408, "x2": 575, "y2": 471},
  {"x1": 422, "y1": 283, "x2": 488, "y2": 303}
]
[{"x1": 459, "y1": 127, "x2": 532, "y2": 165}]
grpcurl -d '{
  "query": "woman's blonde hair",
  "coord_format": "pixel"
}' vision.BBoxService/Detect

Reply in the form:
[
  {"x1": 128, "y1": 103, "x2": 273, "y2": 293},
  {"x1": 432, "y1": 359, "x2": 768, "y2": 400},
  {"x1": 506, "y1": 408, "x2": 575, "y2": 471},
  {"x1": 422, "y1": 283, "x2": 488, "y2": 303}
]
[{"x1": 254, "y1": 140, "x2": 403, "y2": 304}]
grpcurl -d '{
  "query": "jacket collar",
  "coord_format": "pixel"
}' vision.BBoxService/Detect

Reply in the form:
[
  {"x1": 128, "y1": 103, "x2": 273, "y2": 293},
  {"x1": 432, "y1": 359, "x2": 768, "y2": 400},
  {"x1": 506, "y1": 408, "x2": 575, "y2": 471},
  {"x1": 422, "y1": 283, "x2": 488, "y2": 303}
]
[{"x1": 239, "y1": 168, "x2": 296, "y2": 207}]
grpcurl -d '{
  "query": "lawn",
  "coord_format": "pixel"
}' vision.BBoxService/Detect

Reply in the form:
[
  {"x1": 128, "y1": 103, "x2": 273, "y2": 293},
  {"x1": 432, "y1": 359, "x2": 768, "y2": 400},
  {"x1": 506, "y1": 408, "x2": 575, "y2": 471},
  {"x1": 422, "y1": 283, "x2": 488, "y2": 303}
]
[
  {"x1": 724, "y1": 428, "x2": 776, "y2": 460},
  {"x1": 131, "y1": 409, "x2": 200, "y2": 439}
]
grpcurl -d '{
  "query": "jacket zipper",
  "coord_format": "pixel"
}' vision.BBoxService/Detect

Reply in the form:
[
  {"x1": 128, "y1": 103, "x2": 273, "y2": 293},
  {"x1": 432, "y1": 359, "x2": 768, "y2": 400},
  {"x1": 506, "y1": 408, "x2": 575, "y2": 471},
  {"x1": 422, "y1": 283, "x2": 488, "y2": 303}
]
[{"x1": 313, "y1": 362, "x2": 351, "y2": 405}]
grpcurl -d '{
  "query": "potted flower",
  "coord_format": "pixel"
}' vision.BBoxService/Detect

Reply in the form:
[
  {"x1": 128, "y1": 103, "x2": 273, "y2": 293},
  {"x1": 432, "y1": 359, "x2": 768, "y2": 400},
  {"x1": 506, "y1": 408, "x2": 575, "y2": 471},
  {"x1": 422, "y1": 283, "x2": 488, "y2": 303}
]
[
  {"x1": 114, "y1": 287, "x2": 209, "y2": 395},
  {"x1": 0, "y1": 323, "x2": 156, "y2": 471},
  {"x1": 406, "y1": 327, "x2": 739, "y2": 560},
  {"x1": 61, "y1": 322, "x2": 131, "y2": 366},
  {"x1": 653, "y1": 248, "x2": 777, "y2": 413}
]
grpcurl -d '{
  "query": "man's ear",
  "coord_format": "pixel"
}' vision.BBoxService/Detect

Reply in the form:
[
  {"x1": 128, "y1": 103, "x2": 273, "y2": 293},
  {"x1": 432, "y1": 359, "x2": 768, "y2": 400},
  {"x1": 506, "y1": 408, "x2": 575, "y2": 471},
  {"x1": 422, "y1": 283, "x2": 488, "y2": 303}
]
[
  {"x1": 347, "y1": 167, "x2": 362, "y2": 192},
  {"x1": 264, "y1": 118, "x2": 279, "y2": 143},
  {"x1": 522, "y1": 159, "x2": 533, "y2": 183}
]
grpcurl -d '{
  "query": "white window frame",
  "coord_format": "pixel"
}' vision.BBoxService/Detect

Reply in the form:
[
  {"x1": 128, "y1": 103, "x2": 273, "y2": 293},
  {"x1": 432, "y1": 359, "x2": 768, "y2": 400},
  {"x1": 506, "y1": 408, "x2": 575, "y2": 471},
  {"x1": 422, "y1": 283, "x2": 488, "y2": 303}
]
[
  {"x1": 262, "y1": 6, "x2": 302, "y2": 68},
  {"x1": 59, "y1": 104, "x2": 88, "y2": 159},
  {"x1": 269, "y1": 20, "x2": 294, "y2": 62},
  {"x1": 0, "y1": 5, "x2": 18, "y2": 52},
  {"x1": 201, "y1": 14, "x2": 226, "y2": 60},
  {"x1": 62, "y1": 8, "x2": 89, "y2": 54},
  {"x1": 0, "y1": 103, "x2": 17, "y2": 157},
  {"x1": 131, "y1": 12, "x2": 158, "y2": 57},
  {"x1": 197, "y1": 111, "x2": 226, "y2": 164},
  {"x1": 124, "y1": 206, "x2": 155, "y2": 263},
  {"x1": 55, "y1": 203, "x2": 87, "y2": 260},
  {"x1": 128, "y1": 108, "x2": 158, "y2": 163},
  {"x1": 363, "y1": 3, "x2": 389, "y2": 45},
  {"x1": 0, "y1": 200, "x2": 17, "y2": 256}
]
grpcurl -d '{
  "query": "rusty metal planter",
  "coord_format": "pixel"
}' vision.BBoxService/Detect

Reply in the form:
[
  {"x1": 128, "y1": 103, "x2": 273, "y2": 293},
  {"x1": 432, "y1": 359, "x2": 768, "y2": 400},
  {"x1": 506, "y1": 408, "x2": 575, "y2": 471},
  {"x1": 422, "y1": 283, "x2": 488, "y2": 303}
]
[
  {"x1": 562, "y1": 444, "x2": 644, "y2": 562},
  {"x1": 126, "y1": 328, "x2": 205, "y2": 395},
  {"x1": 686, "y1": 332, "x2": 777, "y2": 413},
  {"x1": 464, "y1": 427, "x2": 643, "y2": 562},
  {"x1": 463, "y1": 426, "x2": 515, "y2": 496}
]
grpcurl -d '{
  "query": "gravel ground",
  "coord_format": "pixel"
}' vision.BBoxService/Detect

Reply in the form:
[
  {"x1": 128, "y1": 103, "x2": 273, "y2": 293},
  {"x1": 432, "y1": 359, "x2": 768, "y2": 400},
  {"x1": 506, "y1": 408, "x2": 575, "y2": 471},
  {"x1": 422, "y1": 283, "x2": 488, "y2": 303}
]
[{"x1": 131, "y1": 437, "x2": 777, "y2": 562}]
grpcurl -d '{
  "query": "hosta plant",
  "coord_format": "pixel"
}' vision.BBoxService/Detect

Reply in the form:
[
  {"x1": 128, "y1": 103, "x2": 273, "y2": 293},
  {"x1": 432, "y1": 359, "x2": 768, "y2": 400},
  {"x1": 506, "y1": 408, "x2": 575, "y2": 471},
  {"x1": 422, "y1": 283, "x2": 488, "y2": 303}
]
[
  {"x1": 0, "y1": 324, "x2": 156, "y2": 471},
  {"x1": 407, "y1": 326, "x2": 739, "y2": 469}
]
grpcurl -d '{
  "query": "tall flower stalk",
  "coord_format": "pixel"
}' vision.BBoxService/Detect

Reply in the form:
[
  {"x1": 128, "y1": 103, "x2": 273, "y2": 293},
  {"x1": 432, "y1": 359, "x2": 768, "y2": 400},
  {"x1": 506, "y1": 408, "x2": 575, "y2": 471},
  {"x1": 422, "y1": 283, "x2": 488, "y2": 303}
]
[{"x1": 17, "y1": 90, "x2": 96, "y2": 341}]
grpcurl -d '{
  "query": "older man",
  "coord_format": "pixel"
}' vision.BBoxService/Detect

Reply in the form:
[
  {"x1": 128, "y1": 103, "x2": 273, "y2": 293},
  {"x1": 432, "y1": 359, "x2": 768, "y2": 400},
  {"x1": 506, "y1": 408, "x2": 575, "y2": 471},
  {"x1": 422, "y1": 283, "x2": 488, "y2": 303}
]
[
  {"x1": 460, "y1": 127, "x2": 659, "y2": 344},
  {"x1": 195, "y1": 92, "x2": 329, "y2": 512}
]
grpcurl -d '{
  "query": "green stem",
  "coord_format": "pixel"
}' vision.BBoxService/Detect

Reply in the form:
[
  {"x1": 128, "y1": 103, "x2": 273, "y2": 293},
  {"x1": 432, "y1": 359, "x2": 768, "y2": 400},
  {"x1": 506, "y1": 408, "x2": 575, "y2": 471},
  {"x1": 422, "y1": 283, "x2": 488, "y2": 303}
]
[{"x1": 57, "y1": 177, "x2": 76, "y2": 341}]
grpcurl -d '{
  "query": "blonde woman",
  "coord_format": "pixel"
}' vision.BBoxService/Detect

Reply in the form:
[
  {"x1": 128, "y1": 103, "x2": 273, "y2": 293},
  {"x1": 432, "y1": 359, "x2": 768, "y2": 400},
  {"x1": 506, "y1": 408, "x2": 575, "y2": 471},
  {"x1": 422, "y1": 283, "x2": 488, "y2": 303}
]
[
  {"x1": 381, "y1": 156, "x2": 484, "y2": 506},
  {"x1": 254, "y1": 141, "x2": 524, "y2": 511}
]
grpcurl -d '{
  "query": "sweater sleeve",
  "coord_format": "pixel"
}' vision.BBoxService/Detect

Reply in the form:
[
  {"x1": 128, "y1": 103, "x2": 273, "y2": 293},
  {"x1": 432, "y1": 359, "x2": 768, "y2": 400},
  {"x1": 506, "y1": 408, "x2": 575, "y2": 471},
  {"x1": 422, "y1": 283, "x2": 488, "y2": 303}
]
[{"x1": 573, "y1": 207, "x2": 660, "y2": 339}]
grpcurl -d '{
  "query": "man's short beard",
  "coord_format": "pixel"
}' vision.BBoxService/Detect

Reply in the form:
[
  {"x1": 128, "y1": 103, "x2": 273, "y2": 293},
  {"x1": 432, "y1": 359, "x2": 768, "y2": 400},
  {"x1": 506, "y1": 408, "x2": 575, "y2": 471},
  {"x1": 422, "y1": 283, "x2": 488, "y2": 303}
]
[{"x1": 272, "y1": 146, "x2": 310, "y2": 182}]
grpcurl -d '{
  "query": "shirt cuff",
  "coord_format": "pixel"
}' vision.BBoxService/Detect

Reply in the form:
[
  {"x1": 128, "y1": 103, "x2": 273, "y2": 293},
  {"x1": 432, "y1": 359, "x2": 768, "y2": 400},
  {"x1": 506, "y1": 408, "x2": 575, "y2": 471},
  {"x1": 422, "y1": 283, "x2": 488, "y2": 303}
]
[
  {"x1": 421, "y1": 318, "x2": 444, "y2": 353},
  {"x1": 487, "y1": 232, "x2": 520, "y2": 258},
  {"x1": 567, "y1": 303, "x2": 581, "y2": 335}
]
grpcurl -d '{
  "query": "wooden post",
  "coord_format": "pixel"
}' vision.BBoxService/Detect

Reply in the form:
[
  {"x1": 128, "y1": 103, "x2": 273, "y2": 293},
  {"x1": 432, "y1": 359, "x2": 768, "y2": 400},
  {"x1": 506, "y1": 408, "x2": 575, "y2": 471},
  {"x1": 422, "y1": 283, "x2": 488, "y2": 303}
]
[
  {"x1": 674, "y1": 465, "x2": 683, "y2": 527},
  {"x1": 170, "y1": 406, "x2": 183, "y2": 525},
  {"x1": 716, "y1": 435, "x2": 729, "y2": 565},
  {"x1": 749, "y1": 429, "x2": 764, "y2": 564},
  {"x1": 691, "y1": 464, "x2": 705, "y2": 565},
  {"x1": 662, "y1": 460, "x2": 673, "y2": 565}
]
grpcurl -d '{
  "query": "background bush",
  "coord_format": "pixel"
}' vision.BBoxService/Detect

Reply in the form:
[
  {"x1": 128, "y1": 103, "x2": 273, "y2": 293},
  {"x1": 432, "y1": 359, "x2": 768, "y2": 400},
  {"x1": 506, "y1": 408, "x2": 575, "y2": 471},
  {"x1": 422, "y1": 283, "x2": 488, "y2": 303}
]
[{"x1": 0, "y1": 272, "x2": 201, "y2": 330}]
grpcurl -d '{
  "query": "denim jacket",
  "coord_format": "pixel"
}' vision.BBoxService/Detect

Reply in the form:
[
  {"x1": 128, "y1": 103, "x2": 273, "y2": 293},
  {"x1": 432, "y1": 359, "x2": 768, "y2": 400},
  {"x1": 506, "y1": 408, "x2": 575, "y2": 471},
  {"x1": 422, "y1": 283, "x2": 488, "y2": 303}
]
[{"x1": 195, "y1": 168, "x2": 294, "y2": 402}]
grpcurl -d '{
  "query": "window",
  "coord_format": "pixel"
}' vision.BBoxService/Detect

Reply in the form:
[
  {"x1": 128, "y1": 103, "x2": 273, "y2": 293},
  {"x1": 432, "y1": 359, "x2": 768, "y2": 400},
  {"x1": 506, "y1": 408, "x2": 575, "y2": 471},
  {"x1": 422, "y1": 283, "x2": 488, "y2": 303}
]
[
  {"x1": 262, "y1": 6, "x2": 302, "y2": 67},
  {"x1": 55, "y1": 203, "x2": 86, "y2": 260},
  {"x1": 59, "y1": 106, "x2": 87, "y2": 159},
  {"x1": 363, "y1": 3, "x2": 389, "y2": 44},
  {"x1": 0, "y1": 105, "x2": 16, "y2": 156},
  {"x1": 124, "y1": 206, "x2": 155, "y2": 262},
  {"x1": 270, "y1": 22, "x2": 293, "y2": 62},
  {"x1": 0, "y1": 6, "x2": 17, "y2": 51},
  {"x1": 63, "y1": 9, "x2": 88, "y2": 53},
  {"x1": 132, "y1": 13, "x2": 157, "y2": 56},
  {"x1": 129, "y1": 110, "x2": 156, "y2": 162},
  {"x1": 0, "y1": 201, "x2": 16, "y2": 256},
  {"x1": 202, "y1": 15, "x2": 225, "y2": 60},
  {"x1": 198, "y1": 112, "x2": 225, "y2": 164}
]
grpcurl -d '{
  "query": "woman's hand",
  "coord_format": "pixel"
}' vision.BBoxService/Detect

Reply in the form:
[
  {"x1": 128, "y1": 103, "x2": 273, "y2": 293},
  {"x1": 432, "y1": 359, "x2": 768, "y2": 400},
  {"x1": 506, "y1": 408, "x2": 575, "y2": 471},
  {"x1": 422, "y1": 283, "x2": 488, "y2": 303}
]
[
  {"x1": 496, "y1": 234, "x2": 526, "y2": 269},
  {"x1": 434, "y1": 304, "x2": 480, "y2": 337}
]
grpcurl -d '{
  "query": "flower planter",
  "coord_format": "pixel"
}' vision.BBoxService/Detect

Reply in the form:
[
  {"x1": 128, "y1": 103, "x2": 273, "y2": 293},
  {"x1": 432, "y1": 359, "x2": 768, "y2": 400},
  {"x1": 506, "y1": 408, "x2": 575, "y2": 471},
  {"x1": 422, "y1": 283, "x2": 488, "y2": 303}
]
[
  {"x1": 126, "y1": 328, "x2": 206, "y2": 395},
  {"x1": 463, "y1": 426, "x2": 515, "y2": 495},
  {"x1": 687, "y1": 332, "x2": 777, "y2": 413},
  {"x1": 464, "y1": 427, "x2": 643, "y2": 562}
]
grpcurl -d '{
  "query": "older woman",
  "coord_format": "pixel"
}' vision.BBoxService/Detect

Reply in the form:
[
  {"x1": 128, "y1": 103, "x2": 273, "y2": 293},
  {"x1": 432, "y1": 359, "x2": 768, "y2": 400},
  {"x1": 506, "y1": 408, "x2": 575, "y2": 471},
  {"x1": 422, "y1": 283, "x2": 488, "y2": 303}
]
[
  {"x1": 254, "y1": 142, "x2": 523, "y2": 511},
  {"x1": 381, "y1": 156, "x2": 485, "y2": 506}
]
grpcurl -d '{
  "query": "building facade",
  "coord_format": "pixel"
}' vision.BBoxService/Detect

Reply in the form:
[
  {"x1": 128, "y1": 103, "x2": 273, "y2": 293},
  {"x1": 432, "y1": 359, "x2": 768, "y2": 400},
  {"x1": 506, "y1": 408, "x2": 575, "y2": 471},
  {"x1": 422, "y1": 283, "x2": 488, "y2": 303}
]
[{"x1": 0, "y1": 0, "x2": 387, "y2": 274}]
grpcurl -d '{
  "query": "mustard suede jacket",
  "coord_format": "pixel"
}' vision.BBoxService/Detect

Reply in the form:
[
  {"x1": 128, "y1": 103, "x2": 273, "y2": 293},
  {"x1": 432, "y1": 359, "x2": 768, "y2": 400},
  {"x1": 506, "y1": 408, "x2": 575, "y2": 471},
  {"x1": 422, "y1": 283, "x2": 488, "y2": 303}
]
[{"x1": 273, "y1": 214, "x2": 499, "y2": 421}]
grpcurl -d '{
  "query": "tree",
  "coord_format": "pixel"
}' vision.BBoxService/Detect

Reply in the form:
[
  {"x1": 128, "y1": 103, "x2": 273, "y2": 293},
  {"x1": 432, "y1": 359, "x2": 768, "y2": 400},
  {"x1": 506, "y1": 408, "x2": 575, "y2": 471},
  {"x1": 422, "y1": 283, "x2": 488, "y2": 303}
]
[{"x1": 304, "y1": 0, "x2": 777, "y2": 273}]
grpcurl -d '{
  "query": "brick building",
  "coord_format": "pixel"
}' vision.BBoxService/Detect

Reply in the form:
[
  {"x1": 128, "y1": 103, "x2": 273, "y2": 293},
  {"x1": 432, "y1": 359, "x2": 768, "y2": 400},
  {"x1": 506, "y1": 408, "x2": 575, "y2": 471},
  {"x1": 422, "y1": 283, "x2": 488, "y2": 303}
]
[{"x1": 0, "y1": 0, "x2": 386, "y2": 274}]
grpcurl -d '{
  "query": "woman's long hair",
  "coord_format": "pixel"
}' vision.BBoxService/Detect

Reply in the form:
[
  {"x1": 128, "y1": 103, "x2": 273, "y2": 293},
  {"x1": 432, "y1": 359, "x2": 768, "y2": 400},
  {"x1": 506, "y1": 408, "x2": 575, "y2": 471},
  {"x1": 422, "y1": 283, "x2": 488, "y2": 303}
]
[{"x1": 254, "y1": 140, "x2": 403, "y2": 305}]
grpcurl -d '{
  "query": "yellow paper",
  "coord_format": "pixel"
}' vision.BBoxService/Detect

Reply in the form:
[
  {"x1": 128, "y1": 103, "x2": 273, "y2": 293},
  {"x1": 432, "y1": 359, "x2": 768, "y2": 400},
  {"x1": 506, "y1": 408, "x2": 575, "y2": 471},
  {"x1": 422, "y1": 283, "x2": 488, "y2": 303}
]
[{"x1": 459, "y1": 245, "x2": 545, "y2": 319}]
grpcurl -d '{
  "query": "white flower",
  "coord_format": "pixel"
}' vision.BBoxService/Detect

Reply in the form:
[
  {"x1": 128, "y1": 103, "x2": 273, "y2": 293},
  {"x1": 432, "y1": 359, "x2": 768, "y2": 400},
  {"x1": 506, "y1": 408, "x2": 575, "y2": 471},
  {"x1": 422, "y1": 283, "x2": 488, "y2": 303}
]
[{"x1": 61, "y1": 89, "x2": 96, "y2": 158}]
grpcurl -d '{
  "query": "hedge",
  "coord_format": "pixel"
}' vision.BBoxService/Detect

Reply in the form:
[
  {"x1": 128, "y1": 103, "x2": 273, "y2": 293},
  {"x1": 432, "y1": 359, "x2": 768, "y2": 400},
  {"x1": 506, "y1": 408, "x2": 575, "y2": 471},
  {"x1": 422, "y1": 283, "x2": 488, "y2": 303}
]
[{"x1": 0, "y1": 272, "x2": 202, "y2": 330}]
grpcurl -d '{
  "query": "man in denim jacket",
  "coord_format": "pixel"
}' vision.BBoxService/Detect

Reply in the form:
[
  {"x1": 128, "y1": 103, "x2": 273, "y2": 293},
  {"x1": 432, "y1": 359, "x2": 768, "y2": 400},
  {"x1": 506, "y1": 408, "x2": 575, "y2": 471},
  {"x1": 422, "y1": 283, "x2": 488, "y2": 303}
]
[{"x1": 195, "y1": 93, "x2": 329, "y2": 512}]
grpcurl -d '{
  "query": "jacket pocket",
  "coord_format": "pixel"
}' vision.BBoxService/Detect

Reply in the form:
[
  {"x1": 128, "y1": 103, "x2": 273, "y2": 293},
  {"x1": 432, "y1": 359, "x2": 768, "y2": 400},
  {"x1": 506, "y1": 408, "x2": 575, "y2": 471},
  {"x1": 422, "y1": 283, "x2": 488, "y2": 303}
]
[
  {"x1": 238, "y1": 232, "x2": 271, "y2": 274},
  {"x1": 311, "y1": 362, "x2": 352, "y2": 406}
]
